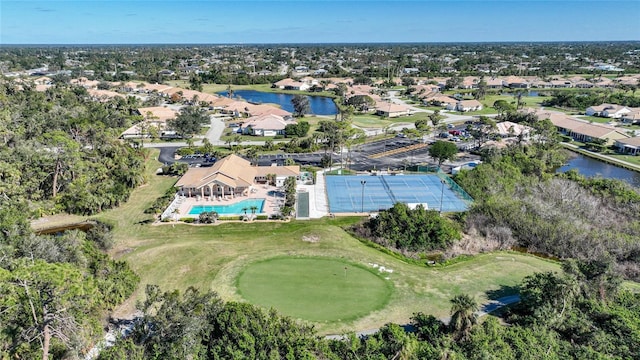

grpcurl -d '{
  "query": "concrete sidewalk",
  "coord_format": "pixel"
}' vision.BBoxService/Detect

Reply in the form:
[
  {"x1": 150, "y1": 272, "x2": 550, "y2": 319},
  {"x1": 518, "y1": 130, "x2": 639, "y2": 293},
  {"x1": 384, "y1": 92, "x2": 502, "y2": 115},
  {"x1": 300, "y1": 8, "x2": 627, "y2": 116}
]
[{"x1": 297, "y1": 168, "x2": 332, "y2": 218}]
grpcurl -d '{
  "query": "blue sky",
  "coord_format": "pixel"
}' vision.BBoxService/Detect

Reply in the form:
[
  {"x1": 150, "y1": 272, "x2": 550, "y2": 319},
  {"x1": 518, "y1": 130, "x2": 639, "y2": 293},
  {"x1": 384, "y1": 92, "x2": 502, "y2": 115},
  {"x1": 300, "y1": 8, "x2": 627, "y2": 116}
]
[{"x1": 1, "y1": 1, "x2": 639, "y2": 44}]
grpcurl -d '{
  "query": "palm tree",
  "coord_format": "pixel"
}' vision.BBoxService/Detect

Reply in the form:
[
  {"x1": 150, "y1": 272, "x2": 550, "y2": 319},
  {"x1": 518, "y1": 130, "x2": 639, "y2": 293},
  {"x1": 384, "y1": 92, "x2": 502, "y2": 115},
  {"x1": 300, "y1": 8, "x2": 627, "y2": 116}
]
[
  {"x1": 233, "y1": 134, "x2": 243, "y2": 149},
  {"x1": 449, "y1": 294, "x2": 479, "y2": 341},
  {"x1": 241, "y1": 207, "x2": 248, "y2": 216},
  {"x1": 245, "y1": 147, "x2": 258, "y2": 166},
  {"x1": 249, "y1": 205, "x2": 258, "y2": 220}
]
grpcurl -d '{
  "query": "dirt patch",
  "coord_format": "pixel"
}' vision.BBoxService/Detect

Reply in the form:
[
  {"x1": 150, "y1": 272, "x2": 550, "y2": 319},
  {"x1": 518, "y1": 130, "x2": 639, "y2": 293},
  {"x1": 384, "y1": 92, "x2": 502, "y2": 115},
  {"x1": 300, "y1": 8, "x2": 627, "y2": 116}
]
[
  {"x1": 114, "y1": 247, "x2": 135, "y2": 257},
  {"x1": 302, "y1": 234, "x2": 320, "y2": 243}
]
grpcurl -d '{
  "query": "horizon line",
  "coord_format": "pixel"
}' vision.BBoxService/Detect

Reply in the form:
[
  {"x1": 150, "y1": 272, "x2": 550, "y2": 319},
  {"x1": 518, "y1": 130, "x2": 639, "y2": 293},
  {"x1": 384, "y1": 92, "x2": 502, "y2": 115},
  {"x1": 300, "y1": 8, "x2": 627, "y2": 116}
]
[{"x1": 1, "y1": 40, "x2": 639, "y2": 47}]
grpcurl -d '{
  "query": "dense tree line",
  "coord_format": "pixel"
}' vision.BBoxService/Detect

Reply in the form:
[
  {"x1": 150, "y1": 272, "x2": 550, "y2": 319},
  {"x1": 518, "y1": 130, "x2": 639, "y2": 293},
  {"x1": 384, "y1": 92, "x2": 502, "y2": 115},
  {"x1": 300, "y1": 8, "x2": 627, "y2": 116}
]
[
  {"x1": 0, "y1": 80, "x2": 144, "y2": 358},
  {"x1": 542, "y1": 91, "x2": 640, "y2": 109},
  {"x1": 455, "y1": 143, "x2": 640, "y2": 280},
  {"x1": 100, "y1": 261, "x2": 639, "y2": 359},
  {"x1": 352, "y1": 203, "x2": 462, "y2": 254},
  {"x1": 0, "y1": 217, "x2": 139, "y2": 359},
  {"x1": 0, "y1": 81, "x2": 145, "y2": 216}
]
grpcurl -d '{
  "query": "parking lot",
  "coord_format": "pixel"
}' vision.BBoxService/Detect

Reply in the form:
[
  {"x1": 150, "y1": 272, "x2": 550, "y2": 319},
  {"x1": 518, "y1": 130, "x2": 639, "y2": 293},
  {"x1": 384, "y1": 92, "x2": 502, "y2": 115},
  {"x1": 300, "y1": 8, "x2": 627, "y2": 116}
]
[{"x1": 157, "y1": 138, "x2": 479, "y2": 173}]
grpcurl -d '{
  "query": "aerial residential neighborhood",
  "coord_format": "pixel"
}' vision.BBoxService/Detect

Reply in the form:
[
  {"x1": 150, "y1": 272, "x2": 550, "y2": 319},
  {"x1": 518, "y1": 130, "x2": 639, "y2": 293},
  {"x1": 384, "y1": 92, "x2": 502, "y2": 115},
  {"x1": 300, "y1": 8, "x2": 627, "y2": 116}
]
[{"x1": 1, "y1": 0, "x2": 640, "y2": 359}]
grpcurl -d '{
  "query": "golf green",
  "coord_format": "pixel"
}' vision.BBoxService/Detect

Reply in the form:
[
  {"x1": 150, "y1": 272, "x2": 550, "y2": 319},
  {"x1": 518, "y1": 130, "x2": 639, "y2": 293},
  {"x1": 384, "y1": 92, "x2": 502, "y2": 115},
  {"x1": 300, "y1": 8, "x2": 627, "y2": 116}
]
[{"x1": 237, "y1": 257, "x2": 393, "y2": 322}]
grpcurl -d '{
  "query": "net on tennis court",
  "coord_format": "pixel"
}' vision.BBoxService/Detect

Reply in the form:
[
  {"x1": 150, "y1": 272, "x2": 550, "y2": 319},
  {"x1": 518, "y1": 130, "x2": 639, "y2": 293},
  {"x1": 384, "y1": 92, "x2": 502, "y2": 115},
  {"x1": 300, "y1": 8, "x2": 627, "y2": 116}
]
[{"x1": 324, "y1": 174, "x2": 471, "y2": 213}]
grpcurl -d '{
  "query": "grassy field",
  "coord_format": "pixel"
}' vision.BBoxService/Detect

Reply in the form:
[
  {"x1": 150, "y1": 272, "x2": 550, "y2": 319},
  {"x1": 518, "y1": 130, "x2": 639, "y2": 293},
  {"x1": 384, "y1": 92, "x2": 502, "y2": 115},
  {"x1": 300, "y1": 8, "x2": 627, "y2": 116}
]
[
  {"x1": 34, "y1": 150, "x2": 567, "y2": 334},
  {"x1": 237, "y1": 257, "x2": 392, "y2": 322},
  {"x1": 352, "y1": 113, "x2": 429, "y2": 129},
  {"x1": 576, "y1": 115, "x2": 613, "y2": 124},
  {"x1": 607, "y1": 154, "x2": 640, "y2": 167}
]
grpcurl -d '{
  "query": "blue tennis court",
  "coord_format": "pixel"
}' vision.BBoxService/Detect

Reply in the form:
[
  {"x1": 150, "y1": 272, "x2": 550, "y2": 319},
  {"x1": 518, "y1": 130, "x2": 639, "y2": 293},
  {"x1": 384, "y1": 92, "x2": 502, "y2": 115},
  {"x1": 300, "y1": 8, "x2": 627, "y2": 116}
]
[{"x1": 325, "y1": 175, "x2": 471, "y2": 213}]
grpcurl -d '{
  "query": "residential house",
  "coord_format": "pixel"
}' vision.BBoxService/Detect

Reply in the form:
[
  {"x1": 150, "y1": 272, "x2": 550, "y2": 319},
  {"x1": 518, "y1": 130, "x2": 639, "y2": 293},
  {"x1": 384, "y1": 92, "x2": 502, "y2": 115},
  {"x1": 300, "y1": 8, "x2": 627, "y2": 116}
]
[
  {"x1": 574, "y1": 80, "x2": 595, "y2": 88},
  {"x1": 621, "y1": 109, "x2": 640, "y2": 124},
  {"x1": 424, "y1": 95, "x2": 458, "y2": 109},
  {"x1": 70, "y1": 77, "x2": 100, "y2": 89},
  {"x1": 460, "y1": 77, "x2": 478, "y2": 89},
  {"x1": 485, "y1": 78, "x2": 503, "y2": 89},
  {"x1": 549, "y1": 80, "x2": 573, "y2": 88},
  {"x1": 531, "y1": 79, "x2": 552, "y2": 88},
  {"x1": 175, "y1": 154, "x2": 300, "y2": 198},
  {"x1": 87, "y1": 89, "x2": 124, "y2": 102},
  {"x1": 586, "y1": 103, "x2": 630, "y2": 118},
  {"x1": 242, "y1": 114, "x2": 294, "y2": 137},
  {"x1": 548, "y1": 114, "x2": 629, "y2": 145},
  {"x1": 120, "y1": 106, "x2": 179, "y2": 139},
  {"x1": 273, "y1": 78, "x2": 310, "y2": 91},
  {"x1": 615, "y1": 137, "x2": 640, "y2": 155},
  {"x1": 601, "y1": 106, "x2": 631, "y2": 119},
  {"x1": 452, "y1": 99, "x2": 483, "y2": 112},
  {"x1": 375, "y1": 102, "x2": 411, "y2": 118},
  {"x1": 495, "y1": 121, "x2": 531, "y2": 139},
  {"x1": 502, "y1": 76, "x2": 529, "y2": 88}
]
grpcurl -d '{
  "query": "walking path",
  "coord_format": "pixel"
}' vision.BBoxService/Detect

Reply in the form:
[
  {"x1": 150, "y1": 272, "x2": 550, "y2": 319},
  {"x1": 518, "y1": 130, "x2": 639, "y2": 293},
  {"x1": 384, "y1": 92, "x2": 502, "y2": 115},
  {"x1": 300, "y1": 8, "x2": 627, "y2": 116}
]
[
  {"x1": 561, "y1": 142, "x2": 640, "y2": 172},
  {"x1": 297, "y1": 168, "x2": 331, "y2": 218}
]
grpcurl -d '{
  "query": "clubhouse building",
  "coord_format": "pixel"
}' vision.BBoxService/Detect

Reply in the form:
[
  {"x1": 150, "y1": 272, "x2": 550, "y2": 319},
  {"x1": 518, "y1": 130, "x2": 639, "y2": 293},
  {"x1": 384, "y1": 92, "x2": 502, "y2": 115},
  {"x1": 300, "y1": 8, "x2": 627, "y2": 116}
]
[{"x1": 175, "y1": 154, "x2": 300, "y2": 199}]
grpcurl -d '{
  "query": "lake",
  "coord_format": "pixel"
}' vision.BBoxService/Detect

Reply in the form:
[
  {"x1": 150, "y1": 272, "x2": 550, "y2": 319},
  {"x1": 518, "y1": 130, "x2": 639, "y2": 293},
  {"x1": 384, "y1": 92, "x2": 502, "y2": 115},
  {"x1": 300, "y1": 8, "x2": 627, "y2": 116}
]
[
  {"x1": 557, "y1": 153, "x2": 640, "y2": 187},
  {"x1": 218, "y1": 90, "x2": 338, "y2": 115}
]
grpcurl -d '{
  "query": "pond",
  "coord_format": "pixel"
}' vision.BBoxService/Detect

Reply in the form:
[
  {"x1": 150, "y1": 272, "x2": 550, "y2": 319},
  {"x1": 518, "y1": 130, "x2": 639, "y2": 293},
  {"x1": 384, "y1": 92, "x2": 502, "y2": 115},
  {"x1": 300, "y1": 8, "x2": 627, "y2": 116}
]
[
  {"x1": 556, "y1": 153, "x2": 640, "y2": 187},
  {"x1": 218, "y1": 90, "x2": 338, "y2": 115}
]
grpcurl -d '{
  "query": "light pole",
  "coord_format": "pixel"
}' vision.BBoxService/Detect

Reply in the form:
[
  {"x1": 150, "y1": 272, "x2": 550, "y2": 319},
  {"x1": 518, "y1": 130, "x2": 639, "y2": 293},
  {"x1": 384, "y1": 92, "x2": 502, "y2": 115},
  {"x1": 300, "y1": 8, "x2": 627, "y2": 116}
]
[
  {"x1": 440, "y1": 179, "x2": 446, "y2": 214},
  {"x1": 360, "y1": 180, "x2": 367, "y2": 213}
]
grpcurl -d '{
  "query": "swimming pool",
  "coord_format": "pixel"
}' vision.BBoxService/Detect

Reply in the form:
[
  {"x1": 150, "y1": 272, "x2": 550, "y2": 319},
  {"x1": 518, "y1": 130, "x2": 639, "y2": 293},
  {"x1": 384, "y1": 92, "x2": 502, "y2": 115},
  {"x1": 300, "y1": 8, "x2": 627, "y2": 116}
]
[{"x1": 188, "y1": 199, "x2": 266, "y2": 216}]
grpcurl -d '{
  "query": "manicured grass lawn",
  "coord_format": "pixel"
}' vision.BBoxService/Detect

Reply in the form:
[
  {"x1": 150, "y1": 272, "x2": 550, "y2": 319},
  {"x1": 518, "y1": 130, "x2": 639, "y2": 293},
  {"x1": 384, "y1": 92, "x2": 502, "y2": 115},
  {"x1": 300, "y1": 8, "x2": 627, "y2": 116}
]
[
  {"x1": 237, "y1": 257, "x2": 392, "y2": 322},
  {"x1": 481, "y1": 94, "x2": 548, "y2": 109},
  {"x1": 352, "y1": 113, "x2": 429, "y2": 128},
  {"x1": 608, "y1": 154, "x2": 640, "y2": 167},
  {"x1": 453, "y1": 107, "x2": 499, "y2": 116},
  {"x1": 576, "y1": 115, "x2": 612, "y2": 124},
  {"x1": 118, "y1": 217, "x2": 561, "y2": 334}
]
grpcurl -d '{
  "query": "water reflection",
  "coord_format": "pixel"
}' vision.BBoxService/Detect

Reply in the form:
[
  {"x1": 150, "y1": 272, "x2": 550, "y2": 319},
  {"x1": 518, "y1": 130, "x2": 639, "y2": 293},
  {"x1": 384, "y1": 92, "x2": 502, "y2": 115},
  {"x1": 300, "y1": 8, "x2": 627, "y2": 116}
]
[
  {"x1": 218, "y1": 90, "x2": 338, "y2": 115},
  {"x1": 557, "y1": 153, "x2": 640, "y2": 187}
]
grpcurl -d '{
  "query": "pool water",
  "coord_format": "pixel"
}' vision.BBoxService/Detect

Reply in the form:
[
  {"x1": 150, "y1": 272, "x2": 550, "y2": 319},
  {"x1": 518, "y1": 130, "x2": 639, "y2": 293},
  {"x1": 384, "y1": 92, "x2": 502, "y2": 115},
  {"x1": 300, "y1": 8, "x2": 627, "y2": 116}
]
[{"x1": 189, "y1": 199, "x2": 265, "y2": 215}]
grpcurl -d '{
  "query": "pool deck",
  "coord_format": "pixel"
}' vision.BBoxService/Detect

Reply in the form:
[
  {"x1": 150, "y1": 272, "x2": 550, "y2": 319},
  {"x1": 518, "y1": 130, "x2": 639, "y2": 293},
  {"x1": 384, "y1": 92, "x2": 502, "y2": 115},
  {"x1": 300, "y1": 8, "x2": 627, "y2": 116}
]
[{"x1": 175, "y1": 184, "x2": 285, "y2": 218}]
